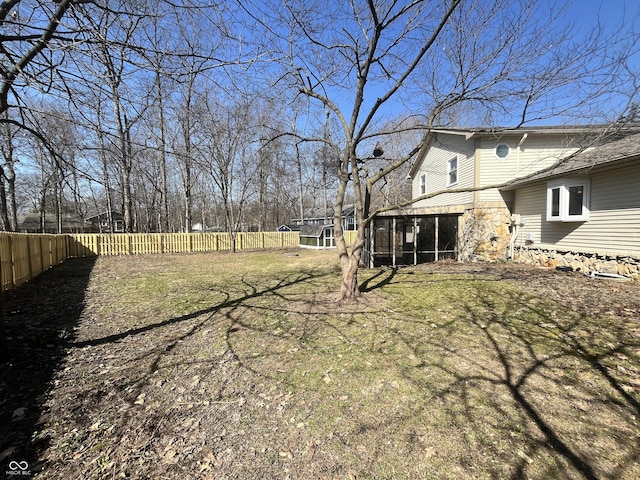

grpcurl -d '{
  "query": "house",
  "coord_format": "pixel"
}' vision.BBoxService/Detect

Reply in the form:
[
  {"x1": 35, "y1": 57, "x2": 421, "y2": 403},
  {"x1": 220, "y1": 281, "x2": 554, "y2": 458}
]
[
  {"x1": 84, "y1": 211, "x2": 125, "y2": 233},
  {"x1": 501, "y1": 132, "x2": 640, "y2": 278},
  {"x1": 18, "y1": 212, "x2": 84, "y2": 234},
  {"x1": 277, "y1": 224, "x2": 300, "y2": 232},
  {"x1": 371, "y1": 125, "x2": 640, "y2": 269}
]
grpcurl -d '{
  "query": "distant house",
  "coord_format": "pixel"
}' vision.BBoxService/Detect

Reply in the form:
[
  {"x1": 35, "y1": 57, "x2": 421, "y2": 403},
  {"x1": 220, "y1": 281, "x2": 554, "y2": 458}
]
[
  {"x1": 277, "y1": 224, "x2": 300, "y2": 232},
  {"x1": 18, "y1": 212, "x2": 84, "y2": 234},
  {"x1": 84, "y1": 211, "x2": 125, "y2": 233},
  {"x1": 372, "y1": 125, "x2": 640, "y2": 272},
  {"x1": 501, "y1": 132, "x2": 640, "y2": 278}
]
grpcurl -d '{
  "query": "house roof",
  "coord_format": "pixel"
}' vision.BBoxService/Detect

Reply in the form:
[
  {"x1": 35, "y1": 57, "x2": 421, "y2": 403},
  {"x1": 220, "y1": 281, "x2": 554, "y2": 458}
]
[
  {"x1": 502, "y1": 132, "x2": 640, "y2": 190},
  {"x1": 85, "y1": 210, "x2": 124, "y2": 222},
  {"x1": 299, "y1": 224, "x2": 330, "y2": 237},
  {"x1": 292, "y1": 204, "x2": 355, "y2": 222},
  {"x1": 408, "y1": 123, "x2": 640, "y2": 178},
  {"x1": 428, "y1": 124, "x2": 639, "y2": 138},
  {"x1": 18, "y1": 212, "x2": 84, "y2": 231}
]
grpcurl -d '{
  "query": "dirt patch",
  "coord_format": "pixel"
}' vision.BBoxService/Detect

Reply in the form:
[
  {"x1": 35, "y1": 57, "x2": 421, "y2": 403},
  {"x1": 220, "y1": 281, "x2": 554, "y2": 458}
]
[{"x1": 0, "y1": 252, "x2": 638, "y2": 479}]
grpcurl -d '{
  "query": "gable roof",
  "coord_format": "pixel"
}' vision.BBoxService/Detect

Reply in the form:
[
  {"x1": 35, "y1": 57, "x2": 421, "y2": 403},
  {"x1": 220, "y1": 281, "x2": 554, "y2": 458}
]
[
  {"x1": 85, "y1": 210, "x2": 124, "y2": 222},
  {"x1": 299, "y1": 225, "x2": 329, "y2": 237},
  {"x1": 502, "y1": 132, "x2": 640, "y2": 190},
  {"x1": 18, "y1": 212, "x2": 84, "y2": 232}
]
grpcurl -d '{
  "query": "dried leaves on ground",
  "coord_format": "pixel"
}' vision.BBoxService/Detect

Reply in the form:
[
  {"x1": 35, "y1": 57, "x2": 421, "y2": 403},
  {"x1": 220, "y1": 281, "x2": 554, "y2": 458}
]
[{"x1": 1, "y1": 250, "x2": 638, "y2": 479}]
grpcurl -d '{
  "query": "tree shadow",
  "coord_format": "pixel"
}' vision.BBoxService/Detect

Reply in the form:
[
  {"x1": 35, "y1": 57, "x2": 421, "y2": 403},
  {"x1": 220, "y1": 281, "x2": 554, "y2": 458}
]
[
  {"x1": 7, "y1": 258, "x2": 638, "y2": 479},
  {"x1": 334, "y1": 269, "x2": 639, "y2": 479},
  {"x1": 359, "y1": 267, "x2": 398, "y2": 293},
  {"x1": 403, "y1": 286, "x2": 640, "y2": 479},
  {"x1": 0, "y1": 256, "x2": 97, "y2": 476}
]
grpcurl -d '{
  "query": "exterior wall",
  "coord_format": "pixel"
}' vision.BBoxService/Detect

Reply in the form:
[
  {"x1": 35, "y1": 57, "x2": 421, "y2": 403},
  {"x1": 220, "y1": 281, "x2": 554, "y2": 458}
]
[
  {"x1": 510, "y1": 163, "x2": 640, "y2": 279},
  {"x1": 412, "y1": 133, "x2": 475, "y2": 209},
  {"x1": 511, "y1": 164, "x2": 640, "y2": 257},
  {"x1": 458, "y1": 207, "x2": 512, "y2": 262},
  {"x1": 476, "y1": 134, "x2": 581, "y2": 204}
]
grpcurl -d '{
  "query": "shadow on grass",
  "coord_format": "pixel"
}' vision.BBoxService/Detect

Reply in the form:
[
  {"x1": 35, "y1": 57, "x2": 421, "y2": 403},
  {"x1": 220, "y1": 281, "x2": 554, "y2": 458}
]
[
  {"x1": 11, "y1": 257, "x2": 638, "y2": 479},
  {"x1": 360, "y1": 267, "x2": 397, "y2": 293},
  {"x1": 392, "y1": 283, "x2": 640, "y2": 480},
  {"x1": 0, "y1": 257, "x2": 97, "y2": 476},
  {"x1": 64, "y1": 268, "x2": 338, "y2": 405}
]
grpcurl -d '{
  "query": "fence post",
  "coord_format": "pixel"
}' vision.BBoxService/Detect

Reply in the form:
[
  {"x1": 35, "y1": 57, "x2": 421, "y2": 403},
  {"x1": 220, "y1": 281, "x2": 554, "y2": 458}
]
[
  {"x1": 26, "y1": 235, "x2": 33, "y2": 281},
  {"x1": 8, "y1": 235, "x2": 15, "y2": 290}
]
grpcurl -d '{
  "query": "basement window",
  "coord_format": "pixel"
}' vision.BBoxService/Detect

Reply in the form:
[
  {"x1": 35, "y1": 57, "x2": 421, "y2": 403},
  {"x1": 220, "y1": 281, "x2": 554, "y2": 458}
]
[{"x1": 546, "y1": 178, "x2": 590, "y2": 222}]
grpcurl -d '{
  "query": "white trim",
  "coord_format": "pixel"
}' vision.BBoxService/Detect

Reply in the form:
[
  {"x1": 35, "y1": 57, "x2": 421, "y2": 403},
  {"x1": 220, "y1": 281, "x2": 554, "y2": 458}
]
[
  {"x1": 546, "y1": 177, "x2": 590, "y2": 222},
  {"x1": 447, "y1": 157, "x2": 458, "y2": 186}
]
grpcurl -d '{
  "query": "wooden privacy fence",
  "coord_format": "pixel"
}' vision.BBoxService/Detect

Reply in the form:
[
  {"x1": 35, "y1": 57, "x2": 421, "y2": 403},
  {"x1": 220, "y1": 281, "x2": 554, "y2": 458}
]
[
  {"x1": 68, "y1": 232, "x2": 299, "y2": 256},
  {"x1": 0, "y1": 231, "x2": 299, "y2": 292},
  {"x1": 0, "y1": 233, "x2": 69, "y2": 292}
]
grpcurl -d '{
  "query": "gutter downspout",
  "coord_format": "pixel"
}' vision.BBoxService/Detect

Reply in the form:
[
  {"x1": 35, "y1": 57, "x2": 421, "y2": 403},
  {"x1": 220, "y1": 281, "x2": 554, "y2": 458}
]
[{"x1": 516, "y1": 133, "x2": 528, "y2": 174}]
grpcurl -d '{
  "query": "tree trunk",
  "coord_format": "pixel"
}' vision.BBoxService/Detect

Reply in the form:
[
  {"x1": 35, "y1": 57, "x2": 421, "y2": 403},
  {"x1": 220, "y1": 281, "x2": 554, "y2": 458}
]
[
  {"x1": 0, "y1": 167, "x2": 11, "y2": 231},
  {"x1": 339, "y1": 252, "x2": 360, "y2": 299},
  {"x1": 338, "y1": 224, "x2": 367, "y2": 300}
]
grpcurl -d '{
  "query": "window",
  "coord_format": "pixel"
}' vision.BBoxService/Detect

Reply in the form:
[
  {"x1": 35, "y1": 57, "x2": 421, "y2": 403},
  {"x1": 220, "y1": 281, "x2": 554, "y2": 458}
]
[
  {"x1": 495, "y1": 144, "x2": 510, "y2": 159},
  {"x1": 419, "y1": 174, "x2": 426, "y2": 195},
  {"x1": 546, "y1": 178, "x2": 590, "y2": 222},
  {"x1": 447, "y1": 157, "x2": 458, "y2": 186}
]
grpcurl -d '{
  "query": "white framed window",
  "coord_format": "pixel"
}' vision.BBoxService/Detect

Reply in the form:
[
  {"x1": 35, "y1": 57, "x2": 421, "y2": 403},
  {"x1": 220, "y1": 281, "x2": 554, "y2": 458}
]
[
  {"x1": 495, "y1": 144, "x2": 510, "y2": 159},
  {"x1": 447, "y1": 157, "x2": 458, "y2": 186},
  {"x1": 419, "y1": 174, "x2": 426, "y2": 195},
  {"x1": 546, "y1": 178, "x2": 590, "y2": 222}
]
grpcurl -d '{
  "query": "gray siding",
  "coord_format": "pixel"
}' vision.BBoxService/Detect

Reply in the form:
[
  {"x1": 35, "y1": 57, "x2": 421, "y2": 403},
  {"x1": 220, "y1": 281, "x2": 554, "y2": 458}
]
[{"x1": 512, "y1": 164, "x2": 640, "y2": 257}]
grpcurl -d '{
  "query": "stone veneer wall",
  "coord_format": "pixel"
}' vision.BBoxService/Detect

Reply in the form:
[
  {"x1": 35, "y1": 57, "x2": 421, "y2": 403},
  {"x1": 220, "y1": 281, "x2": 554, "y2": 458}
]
[
  {"x1": 459, "y1": 207, "x2": 512, "y2": 262},
  {"x1": 514, "y1": 248, "x2": 640, "y2": 280}
]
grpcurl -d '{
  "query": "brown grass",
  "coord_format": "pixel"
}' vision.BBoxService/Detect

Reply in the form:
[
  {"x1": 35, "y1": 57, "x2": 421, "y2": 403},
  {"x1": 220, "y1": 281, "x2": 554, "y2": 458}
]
[{"x1": 1, "y1": 249, "x2": 638, "y2": 479}]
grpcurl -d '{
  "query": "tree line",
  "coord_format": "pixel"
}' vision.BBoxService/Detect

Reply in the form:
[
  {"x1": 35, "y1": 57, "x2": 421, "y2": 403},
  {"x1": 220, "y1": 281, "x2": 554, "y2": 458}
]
[{"x1": 0, "y1": 0, "x2": 411, "y2": 235}]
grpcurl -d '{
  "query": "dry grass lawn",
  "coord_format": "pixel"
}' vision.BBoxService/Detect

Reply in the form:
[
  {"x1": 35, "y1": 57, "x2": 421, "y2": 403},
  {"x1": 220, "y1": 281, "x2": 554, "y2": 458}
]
[{"x1": 1, "y1": 249, "x2": 638, "y2": 479}]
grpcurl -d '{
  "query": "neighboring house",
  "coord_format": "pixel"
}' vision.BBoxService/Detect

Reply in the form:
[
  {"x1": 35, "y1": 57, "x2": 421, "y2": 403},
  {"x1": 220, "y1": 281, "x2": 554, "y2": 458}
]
[
  {"x1": 277, "y1": 224, "x2": 300, "y2": 232},
  {"x1": 501, "y1": 132, "x2": 640, "y2": 278},
  {"x1": 84, "y1": 211, "x2": 125, "y2": 233},
  {"x1": 18, "y1": 212, "x2": 84, "y2": 234},
  {"x1": 292, "y1": 204, "x2": 357, "y2": 232},
  {"x1": 371, "y1": 125, "x2": 640, "y2": 271}
]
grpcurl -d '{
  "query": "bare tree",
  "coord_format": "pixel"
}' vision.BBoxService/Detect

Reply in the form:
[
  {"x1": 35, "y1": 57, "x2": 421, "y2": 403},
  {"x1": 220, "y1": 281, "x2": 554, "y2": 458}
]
[
  {"x1": 200, "y1": 98, "x2": 260, "y2": 251},
  {"x1": 0, "y1": 115, "x2": 20, "y2": 230},
  {"x1": 0, "y1": 0, "x2": 81, "y2": 116},
  {"x1": 252, "y1": 0, "x2": 636, "y2": 300}
]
